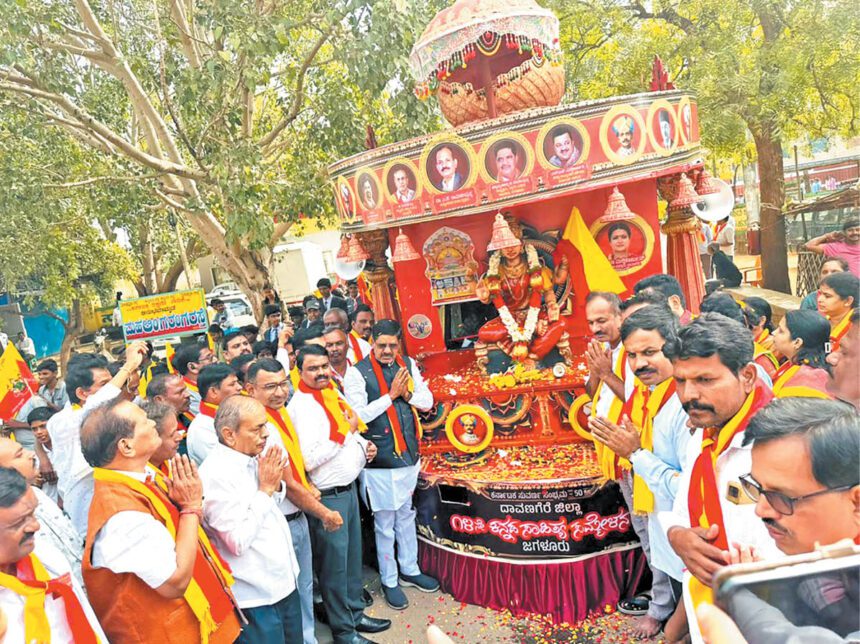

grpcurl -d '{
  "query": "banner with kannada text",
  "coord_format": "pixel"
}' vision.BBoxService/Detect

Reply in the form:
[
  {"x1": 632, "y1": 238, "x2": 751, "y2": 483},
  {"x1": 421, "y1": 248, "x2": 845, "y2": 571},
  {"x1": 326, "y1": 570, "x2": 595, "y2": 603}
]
[{"x1": 120, "y1": 289, "x2": 209, "y2": 342}]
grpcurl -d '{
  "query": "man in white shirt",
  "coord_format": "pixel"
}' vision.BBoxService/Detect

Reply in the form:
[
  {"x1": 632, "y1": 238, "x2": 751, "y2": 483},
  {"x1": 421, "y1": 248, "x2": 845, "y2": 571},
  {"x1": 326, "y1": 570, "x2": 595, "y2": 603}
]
[
  {"x1": 344, "y1": 320, "x2": 439, "y2": 610},
  {"x1": 171, "y1": 343, "x2": 217, "y2": 415},
  {"x1": 186, "y1": 363, "x2": 244, "y2": 465},
  {"x1": 350, "y1": 304, "x2": 375, "y2": 344},
  {"x1": 324, "y1": 326, "x2": 353, "y2": 392},
  {"x1": 590, "y1": 305, "x2": 691, "y2": 639},
  {"x1": 659, "y1": 314, "x2": 779, "y2": 642},
  {"x1": 47, "y1": 345, "x2": 147, "y2": 537},
  {"x1": 0, "y1": 467, "x2": 106, "y2": 643},
  {"x1": 247, "y1": 357, "x2": 345, "y2": 644},
  {"x1": 288, "y1": 345, "x2": 390, "y2": 644},
  {"x1": 200, "y1": 395, "x2": 302, "y2": 643},
  {"x1": 584, "y1": 292, "x2": 633, "y2": 418}
]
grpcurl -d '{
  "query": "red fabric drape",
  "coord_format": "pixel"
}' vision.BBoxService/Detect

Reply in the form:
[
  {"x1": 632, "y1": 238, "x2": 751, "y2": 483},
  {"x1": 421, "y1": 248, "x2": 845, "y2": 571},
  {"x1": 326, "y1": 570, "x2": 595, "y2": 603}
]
[{"x1": 419, "y1": 542, "x2": 649, "y2": 624}]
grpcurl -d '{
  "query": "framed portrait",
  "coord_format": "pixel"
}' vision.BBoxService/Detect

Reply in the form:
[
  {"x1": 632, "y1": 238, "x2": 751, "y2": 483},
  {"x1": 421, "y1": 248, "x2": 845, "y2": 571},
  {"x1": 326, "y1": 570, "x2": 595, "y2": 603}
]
[
  {"x1": 334, "y1": 176, "x2": 357, "y2": 222},
  {"x1": 599, "y1": 105, "x2": 647, "y2": 165},
  {"x1": 536, "y1": 118, "x2": 590, "y2": 170},
  {"x1": 479, "y1": 132, "x2": 533, "y2": 184},
  {"x1": 647, "y1": 99, "x2": 680, "y2": 155},
  {"x1": 420, "y1": 135, "x2": 476, "y2": 195},
  {"x1": 355, "y1": 169, "x2": 383, "y2": 212},
  {"x1": 383, "y1": 158, "x2": 422, "y2": 205},
  {"x1": 589, "y1": 214, "x2": 655, "y2": 277}
]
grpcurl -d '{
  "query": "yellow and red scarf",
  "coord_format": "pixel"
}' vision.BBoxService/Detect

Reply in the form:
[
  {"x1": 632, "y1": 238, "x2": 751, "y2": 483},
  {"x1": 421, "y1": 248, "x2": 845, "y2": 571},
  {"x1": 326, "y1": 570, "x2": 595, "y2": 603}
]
[
  {"x1": 830, "y1": 313, "x2": 852, "y2": 352},
  {"x1": 183, "y1": 376, "x2": 199, "y2": 396},
  {"x1": 198, "y1": 401, "x2": 218, "y2": 419},
  {"x1": 591, "y1": 345, "x2": 629, "y2": 480},
  {"x1": 0, "y1": 552, "x2": 101, "y2": 643},
  {"x1": 297, "y1": 380, "x2": 364, "y2": 446},
  {"x1": 772, "y1": 363, "x2": 831, "y2": 399},
  {"x1": 687, "y1": 381, "x2": 772, "y2": 609},
  {"x1": 369, "y1": 353, "x2": 419, "y2": 456},
  {"x1": 265, "y1": 406, "x2": 310, "y2": 489},
  {"x1": 92, "y1": 468, "x2": 235, "y2": 644},
  {"x1": 348, "y1": 331, "x2": 366, "y2": 362},
  {"x1": 621, "y1": 378, "x2": 677, "y2": 514}
]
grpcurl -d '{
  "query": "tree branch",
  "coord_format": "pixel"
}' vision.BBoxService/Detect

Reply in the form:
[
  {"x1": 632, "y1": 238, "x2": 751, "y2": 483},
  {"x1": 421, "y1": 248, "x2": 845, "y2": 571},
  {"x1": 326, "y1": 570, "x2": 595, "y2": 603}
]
[{"x1": 259, "y1": 21, "x2": 339, "y2": 149}]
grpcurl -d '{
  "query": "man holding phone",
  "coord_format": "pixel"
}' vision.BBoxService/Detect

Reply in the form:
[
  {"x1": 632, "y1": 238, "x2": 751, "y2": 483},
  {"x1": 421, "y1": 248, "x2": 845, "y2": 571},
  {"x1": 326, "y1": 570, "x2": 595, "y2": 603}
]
[{"x1": 703, "y1": 397, "x2": 860, "y2": 644}]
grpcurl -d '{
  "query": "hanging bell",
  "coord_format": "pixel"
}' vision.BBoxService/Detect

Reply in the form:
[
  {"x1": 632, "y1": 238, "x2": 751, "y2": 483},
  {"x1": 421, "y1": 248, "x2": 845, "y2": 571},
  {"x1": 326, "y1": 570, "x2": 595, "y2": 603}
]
[{"x1": 392, "y1": 228, "x2": 421, "y2": 263}]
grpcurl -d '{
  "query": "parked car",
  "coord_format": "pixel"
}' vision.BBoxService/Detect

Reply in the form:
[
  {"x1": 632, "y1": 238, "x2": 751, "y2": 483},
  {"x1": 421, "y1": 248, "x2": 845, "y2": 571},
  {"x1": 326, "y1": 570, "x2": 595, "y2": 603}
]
[{"x1": 207, "y1": 292, "x2": 256, "y2": 331}]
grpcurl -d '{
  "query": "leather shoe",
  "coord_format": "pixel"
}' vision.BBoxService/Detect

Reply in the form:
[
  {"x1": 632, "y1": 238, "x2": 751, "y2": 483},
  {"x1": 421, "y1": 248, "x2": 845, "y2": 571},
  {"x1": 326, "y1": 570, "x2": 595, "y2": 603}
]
[
  {"x1": 362, "y1": 587, "x2": 374, "y2": 607},
  {"x1": 349, "y1": 635, "x2": 378, "y2": 644},
  {"x1": 355, "y1": 613, "x2": 391, "y2": 634}
]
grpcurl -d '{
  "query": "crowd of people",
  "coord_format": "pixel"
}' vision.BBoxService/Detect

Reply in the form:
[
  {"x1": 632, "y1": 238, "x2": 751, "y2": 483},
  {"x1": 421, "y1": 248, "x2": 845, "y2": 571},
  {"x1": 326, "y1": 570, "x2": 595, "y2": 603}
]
[
  {"x1": 584, "y1": 266, "x2": 859, "y2": 643},
  {"x1": 0, "y1": 281, "x2": 442, "y2": 644},
  {"x1": 0, "y1": 241, "x2": 857, "y2": 643}
]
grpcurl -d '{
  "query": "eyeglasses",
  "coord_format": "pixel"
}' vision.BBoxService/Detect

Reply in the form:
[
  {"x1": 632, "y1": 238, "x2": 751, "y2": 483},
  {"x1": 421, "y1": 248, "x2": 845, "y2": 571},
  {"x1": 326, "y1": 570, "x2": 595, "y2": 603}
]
[
  {"x1": 739, "y1": 473, "x2": 853, "y2": 516},
  {"x1": 260, "y1": 381, "x2": 290, "y2": 393}
]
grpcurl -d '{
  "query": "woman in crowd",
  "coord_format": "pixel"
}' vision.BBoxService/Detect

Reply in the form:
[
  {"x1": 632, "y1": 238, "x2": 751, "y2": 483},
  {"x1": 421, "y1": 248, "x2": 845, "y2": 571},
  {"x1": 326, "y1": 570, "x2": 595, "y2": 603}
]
[
  {"x1": 800, "y1": 257, "x2": 848, "y2": 311},
  {"x1": 817, "y1": 271, "x2": 858, "y2": 350},
  {"x1": 741, "y1": 297, "x2": 780, "y2": 377},
  {"x1": 770, "y1": 310, "x2": 832, "y2": 398}
]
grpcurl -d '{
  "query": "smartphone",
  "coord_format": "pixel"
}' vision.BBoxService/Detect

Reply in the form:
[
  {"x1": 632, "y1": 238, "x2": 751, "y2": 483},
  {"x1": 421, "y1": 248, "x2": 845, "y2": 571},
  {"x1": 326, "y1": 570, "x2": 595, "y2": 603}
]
[{"x1": 714, "y1": 542, "x2": 860, "y2": 642}]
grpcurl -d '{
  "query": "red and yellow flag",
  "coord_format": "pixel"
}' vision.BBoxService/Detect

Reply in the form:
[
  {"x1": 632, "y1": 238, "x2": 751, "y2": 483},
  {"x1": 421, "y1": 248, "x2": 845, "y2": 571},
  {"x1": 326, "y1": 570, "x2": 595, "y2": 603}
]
[{"x1": 0, "y1": 343, "x2": 38, "y2": 420}]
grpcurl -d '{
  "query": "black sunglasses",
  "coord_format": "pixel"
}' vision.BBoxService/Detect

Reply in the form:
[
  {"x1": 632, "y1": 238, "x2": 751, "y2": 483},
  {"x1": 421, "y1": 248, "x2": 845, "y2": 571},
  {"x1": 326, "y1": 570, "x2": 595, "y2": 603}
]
[{"x1": 739, "y1": 473, "x2": 853, "y2": 516}]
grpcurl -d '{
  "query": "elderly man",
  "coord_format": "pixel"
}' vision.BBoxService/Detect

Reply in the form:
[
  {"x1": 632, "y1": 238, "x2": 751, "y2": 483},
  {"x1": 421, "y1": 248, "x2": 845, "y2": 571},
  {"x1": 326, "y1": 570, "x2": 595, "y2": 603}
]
[
  {"x1": 187, "y1": 364, "x2": 244, "y2": 465},
  {"x1": 324, "y1": 325, "x2": 352, "y2": 391},
  {"x1": 590, "y1": 306, "x2": 691, "y2": 638},
  {"x1": 0, "y1": 437, "x2": 84, "y2": 585},
  {"x1": 142, "y1": 400, "x2": 183, "y2": 477},
  {"x1": 246, "y1": 357, "x2": 345, "y2": 644},
  {"x1": 323, "y1": 307, "x2": 350, "y2": 333},
  {"x1": 288, "y1": 345, "x2": 390, "y2": 644},
  {"x1": 344, "y1": 320, "x2": 439, "y2": 610},
  {"x1": 660, "y1": 313, "x2": 780, "y2": 641},
  {"x1": 48, "y1": 344, "x2": 147, "y2": 537},
  {"x1": 80, "y1": 397, "x2": 240, "y2": 643},
  {"x1": 200, "y1": 395, "x2": 302, "y2": 643},
  {"x1": 0, "y1": 467, "x2": 106, "y2": 642},
  {"x1": 171, "y1": 343, "x2": 217, "y2": 415},
  {"x1": 392, "y1": 168, "x2": 415, "y2": 203}
]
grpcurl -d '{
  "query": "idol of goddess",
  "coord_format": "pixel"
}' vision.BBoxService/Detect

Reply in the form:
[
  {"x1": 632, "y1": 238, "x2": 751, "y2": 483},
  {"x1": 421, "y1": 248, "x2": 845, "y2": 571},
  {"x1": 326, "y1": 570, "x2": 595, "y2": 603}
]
[{"x1": 475, "y1": 214, "x2": 570, "y2": 364}]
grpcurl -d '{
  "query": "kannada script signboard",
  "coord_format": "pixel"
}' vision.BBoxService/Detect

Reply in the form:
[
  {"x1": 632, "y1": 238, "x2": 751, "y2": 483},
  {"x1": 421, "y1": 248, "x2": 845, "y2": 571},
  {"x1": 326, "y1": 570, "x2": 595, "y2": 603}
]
[{"x1": 120, "y1": 289, "x2": 209, "y2": 342}]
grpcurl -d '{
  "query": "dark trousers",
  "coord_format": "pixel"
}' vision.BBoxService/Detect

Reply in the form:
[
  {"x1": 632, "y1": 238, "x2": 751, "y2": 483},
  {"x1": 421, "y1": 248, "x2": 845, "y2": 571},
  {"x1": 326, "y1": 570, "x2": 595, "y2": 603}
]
[
  {"x1": 308, "y1": 482, "x2": 364, "y2": 644},
  {"x1": 237, "y1": 591, "x2": 303, "y2": 644}
]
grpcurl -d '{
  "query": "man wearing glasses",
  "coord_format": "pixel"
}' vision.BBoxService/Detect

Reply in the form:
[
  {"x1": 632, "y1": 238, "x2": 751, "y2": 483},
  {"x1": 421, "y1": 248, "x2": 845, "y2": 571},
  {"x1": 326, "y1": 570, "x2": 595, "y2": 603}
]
[{"x1": 712, "y1": 397, "x2": 860, "y2": 642}]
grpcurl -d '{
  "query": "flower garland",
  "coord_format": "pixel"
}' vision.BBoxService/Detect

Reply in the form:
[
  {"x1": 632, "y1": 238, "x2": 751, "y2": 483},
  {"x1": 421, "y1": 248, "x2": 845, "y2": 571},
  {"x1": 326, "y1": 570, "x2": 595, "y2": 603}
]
[{"x1": 486, "y1": 244, "x2": 542, "y2": 361}]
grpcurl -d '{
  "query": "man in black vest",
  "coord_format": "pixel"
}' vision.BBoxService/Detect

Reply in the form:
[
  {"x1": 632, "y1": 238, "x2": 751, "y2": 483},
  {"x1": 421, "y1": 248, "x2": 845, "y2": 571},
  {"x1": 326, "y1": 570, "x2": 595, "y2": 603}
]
[{"x1": 343, "y1": 320, "x2": 439, "y2": 610}]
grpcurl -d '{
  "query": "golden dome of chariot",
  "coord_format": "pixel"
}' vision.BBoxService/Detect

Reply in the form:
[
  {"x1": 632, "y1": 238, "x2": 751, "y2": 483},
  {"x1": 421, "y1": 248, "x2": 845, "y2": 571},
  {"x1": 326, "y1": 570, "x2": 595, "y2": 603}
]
[{"x1": 410, "y1": 0, "x2": 565, "y2": 127}]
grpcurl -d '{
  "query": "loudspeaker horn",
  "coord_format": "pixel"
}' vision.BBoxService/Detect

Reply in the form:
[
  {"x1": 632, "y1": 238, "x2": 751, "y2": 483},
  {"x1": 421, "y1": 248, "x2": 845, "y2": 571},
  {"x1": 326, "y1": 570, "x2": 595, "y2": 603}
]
[{"x1": 691, "y1": 179, "x2": 735, "y2": 222}]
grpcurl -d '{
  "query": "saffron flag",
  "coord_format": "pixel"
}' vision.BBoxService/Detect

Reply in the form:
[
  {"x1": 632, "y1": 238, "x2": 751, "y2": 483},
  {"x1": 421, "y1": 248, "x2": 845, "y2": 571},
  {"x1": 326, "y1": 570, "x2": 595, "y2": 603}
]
[
  {"x1": 0, "y1": 344, "x2": 38, "y2": 420},
  {"x1": 553, "y1": 206, "x2": 627, "y2": 296}
]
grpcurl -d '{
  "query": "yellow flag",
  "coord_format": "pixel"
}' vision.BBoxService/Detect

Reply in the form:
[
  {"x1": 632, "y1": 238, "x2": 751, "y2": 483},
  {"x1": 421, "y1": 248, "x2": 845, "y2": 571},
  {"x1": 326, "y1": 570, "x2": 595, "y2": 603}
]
[
  {"x1": 0, "y1": 344, "x2": 38, "y2": 420},
  {"x1": 558, "y1": 207, "x2": 627, "y2": 294}
]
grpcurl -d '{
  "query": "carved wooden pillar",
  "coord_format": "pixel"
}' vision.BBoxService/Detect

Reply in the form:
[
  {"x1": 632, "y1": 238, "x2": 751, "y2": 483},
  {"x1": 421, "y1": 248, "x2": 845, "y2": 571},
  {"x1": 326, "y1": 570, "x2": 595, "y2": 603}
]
[
  {"x1": 659, "y1": 174, "x2": 706, "y2": 314},
  {"x1": 358, "y1": 229, "x2": 400, "y2": 322}
]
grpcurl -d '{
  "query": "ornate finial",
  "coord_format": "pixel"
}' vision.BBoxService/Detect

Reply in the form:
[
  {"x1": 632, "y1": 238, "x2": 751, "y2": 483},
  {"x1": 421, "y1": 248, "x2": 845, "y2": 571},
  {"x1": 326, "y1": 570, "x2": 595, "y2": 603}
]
[{"x1": 487, "y1": 213, "x2": 521, "y2": 251}]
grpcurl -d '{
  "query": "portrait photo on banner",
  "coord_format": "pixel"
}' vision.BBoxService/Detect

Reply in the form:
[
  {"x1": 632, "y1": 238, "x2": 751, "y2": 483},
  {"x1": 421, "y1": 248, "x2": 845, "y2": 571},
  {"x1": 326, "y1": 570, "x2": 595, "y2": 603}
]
[
  {"x1": 541, "y1": 123, "x2": 584, "y2": 169},
  {"x1": 356, "y1": 170, "x2": 381, "y2": 211},
  {"x1": 426, "y1": 141, "x2": 471, "y2": 193},
  {"x1": 591, "y1": 215, "x2": 653, "y2": 275},
  {"x1": 484, "y1": 138, "x2": 527, "y2": 183},
  {"x1": 385, "y1": 162, "x2": 419, "y2": 204}
]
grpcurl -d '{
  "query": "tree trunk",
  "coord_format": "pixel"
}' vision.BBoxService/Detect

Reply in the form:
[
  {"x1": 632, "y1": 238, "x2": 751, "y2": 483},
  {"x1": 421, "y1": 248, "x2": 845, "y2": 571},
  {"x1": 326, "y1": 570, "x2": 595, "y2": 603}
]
[
  {"x1": 59, "y1": 300, "x2": 84, "y2": 373},
  {"x1": 140, "y1": 218, "x2": 157, "y2": 294},
  {"x1": 751, "y1": 122, "x2": 791, "y2": 293}
]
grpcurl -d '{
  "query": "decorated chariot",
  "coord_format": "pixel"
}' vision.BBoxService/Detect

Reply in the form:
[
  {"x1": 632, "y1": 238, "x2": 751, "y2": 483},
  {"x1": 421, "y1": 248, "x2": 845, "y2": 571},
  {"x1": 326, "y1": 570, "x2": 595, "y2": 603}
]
[{"x1": 328, "y1": 0, "x2": 712, "y2": 622}]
